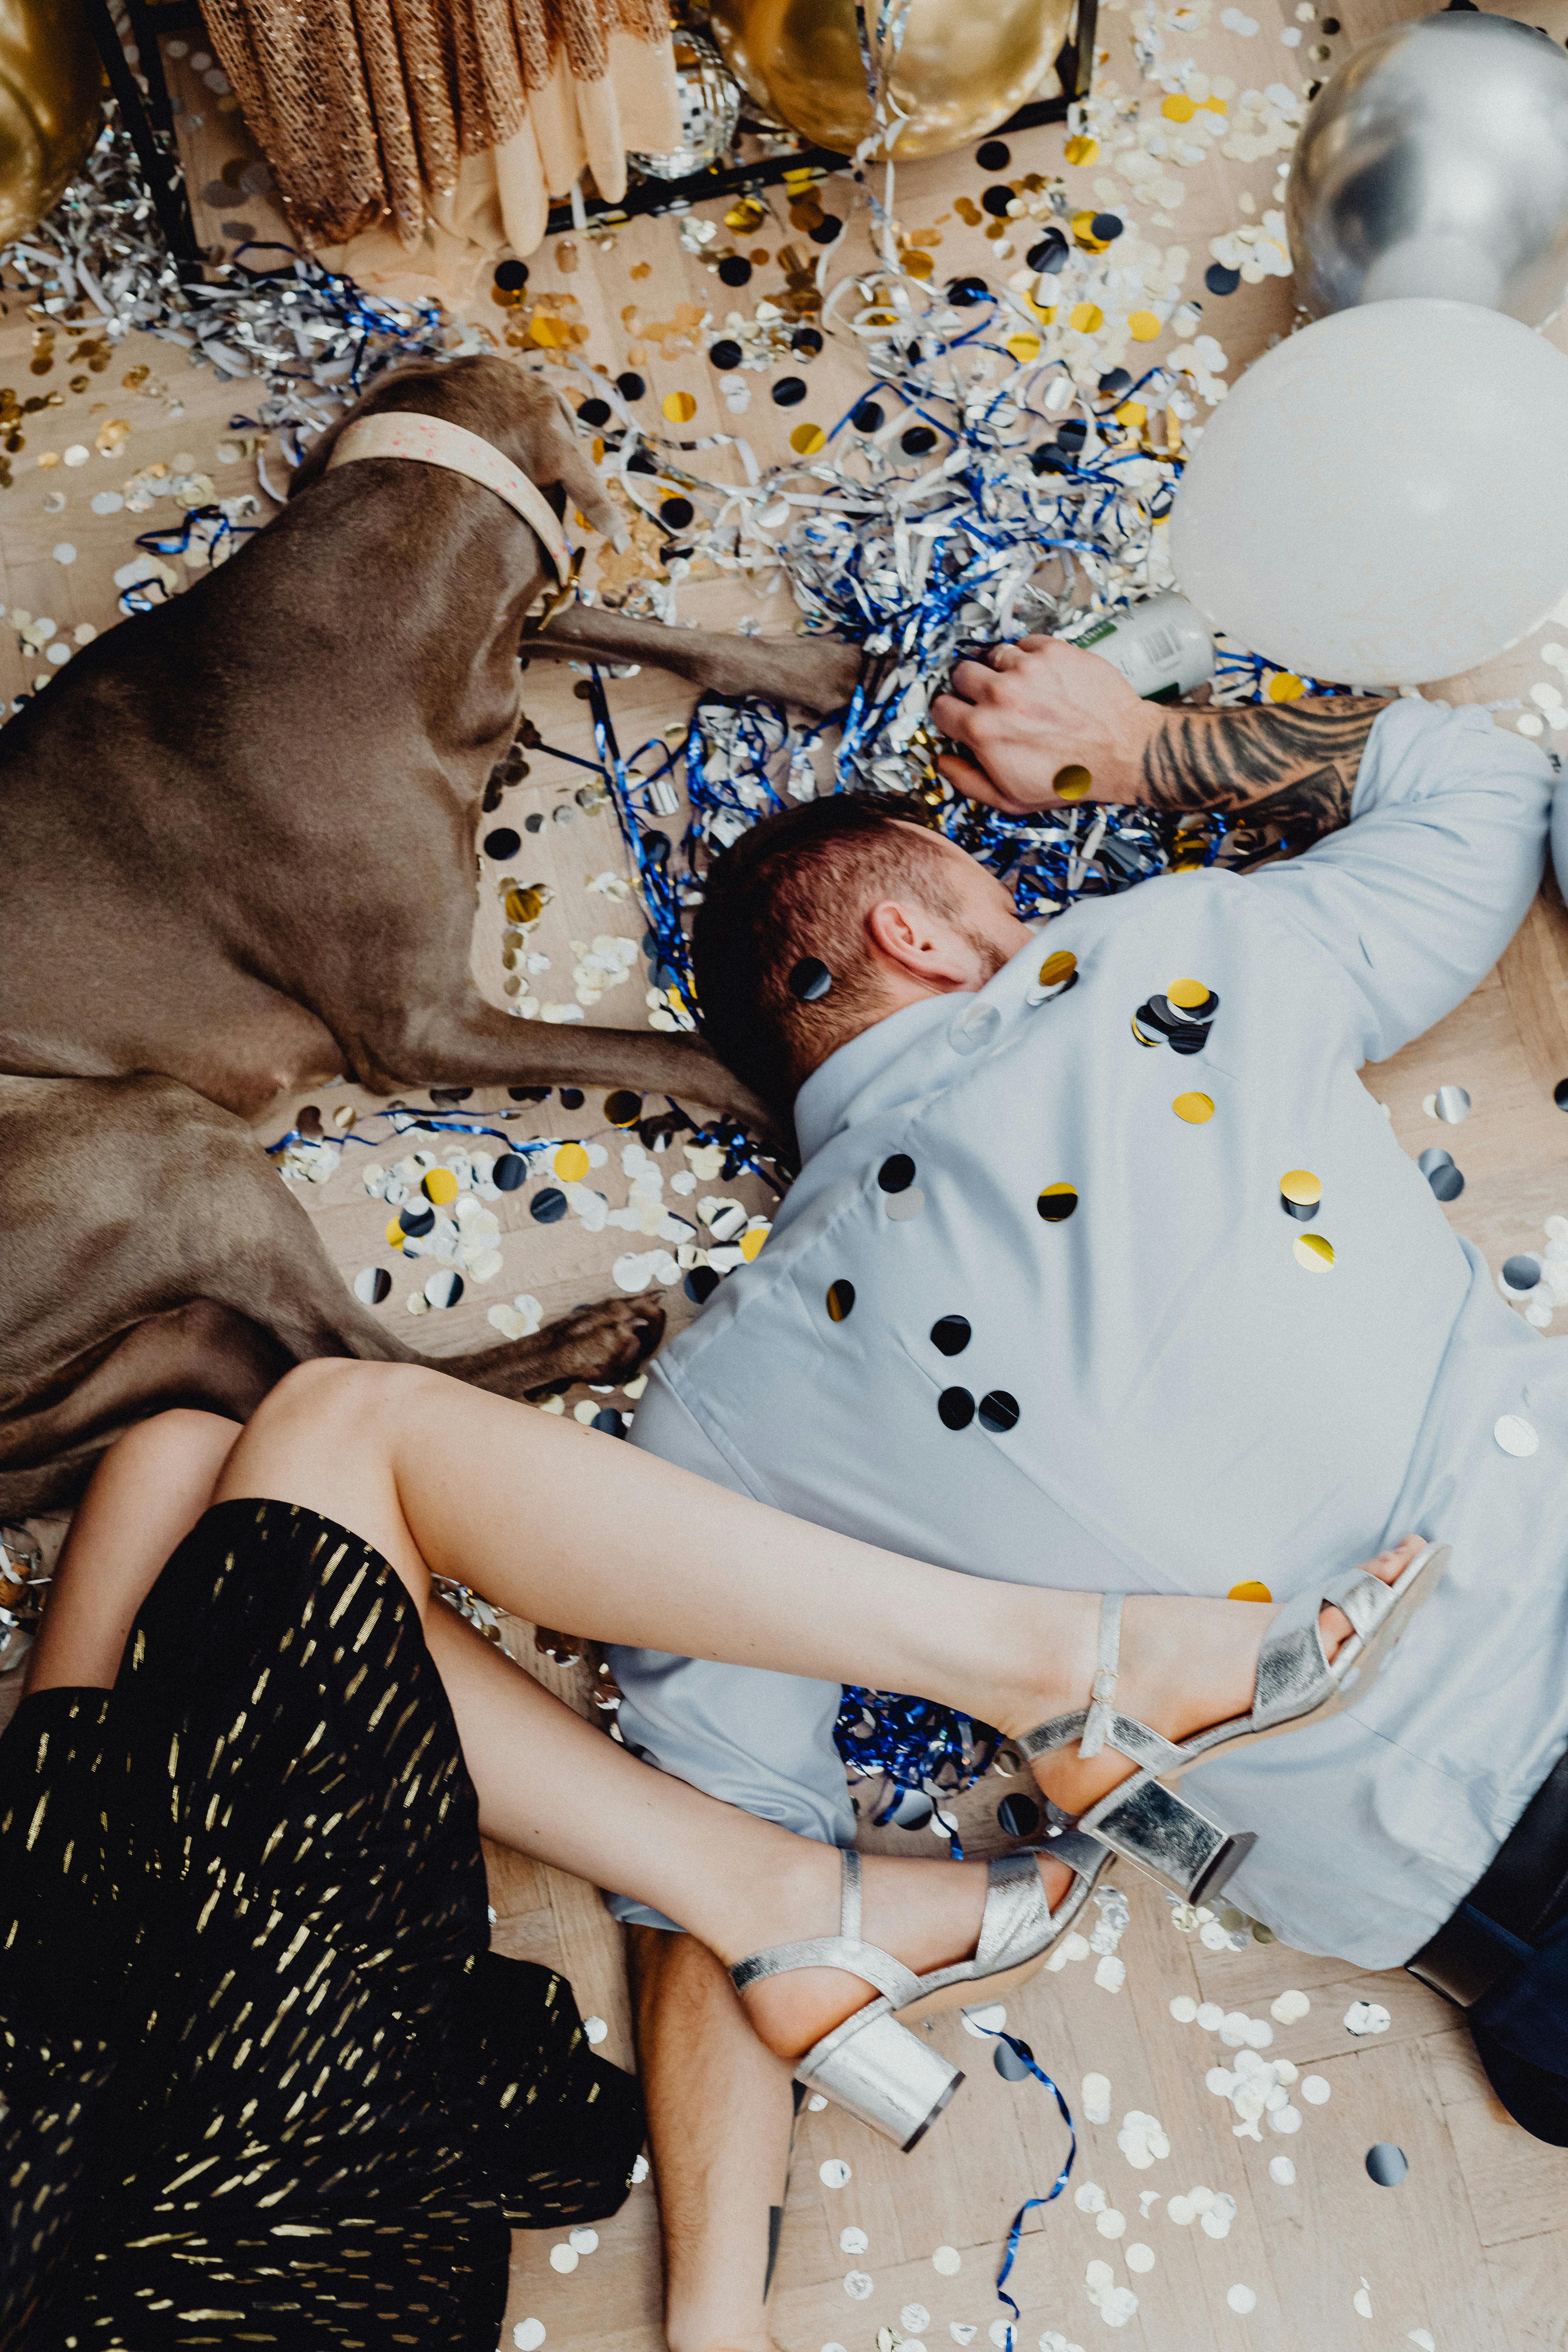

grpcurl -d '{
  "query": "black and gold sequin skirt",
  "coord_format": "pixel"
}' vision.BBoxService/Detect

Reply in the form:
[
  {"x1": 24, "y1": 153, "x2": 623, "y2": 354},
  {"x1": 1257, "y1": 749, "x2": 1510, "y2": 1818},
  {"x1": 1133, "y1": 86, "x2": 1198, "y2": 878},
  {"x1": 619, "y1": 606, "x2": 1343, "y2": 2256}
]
[{"x1": 0, "y1": 1499, "x2": 644, "y2": 2348}]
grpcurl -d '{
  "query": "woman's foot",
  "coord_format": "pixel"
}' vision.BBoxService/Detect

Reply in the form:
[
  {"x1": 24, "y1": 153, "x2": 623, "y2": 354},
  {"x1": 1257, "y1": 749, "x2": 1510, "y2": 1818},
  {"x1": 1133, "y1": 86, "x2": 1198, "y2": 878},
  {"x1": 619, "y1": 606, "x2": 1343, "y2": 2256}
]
[
  {"x1": 1017, "y1": 1534, "x2": 1428, "y2": 1823},
  {"x1": 729, "y1": 1843, "x2": 1076, "y2": 2068}
]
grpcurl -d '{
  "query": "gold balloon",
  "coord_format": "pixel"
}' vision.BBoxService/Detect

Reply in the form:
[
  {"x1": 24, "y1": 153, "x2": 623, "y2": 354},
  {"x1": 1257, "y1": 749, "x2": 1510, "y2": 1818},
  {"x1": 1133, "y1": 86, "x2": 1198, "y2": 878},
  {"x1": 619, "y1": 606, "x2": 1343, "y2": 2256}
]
[
  {"x1": 0, "y1": 0, "x2": 103, "y2": 246},
  {"x1": 712, "y1": 0, "x2": 1071, "y2": 161}
]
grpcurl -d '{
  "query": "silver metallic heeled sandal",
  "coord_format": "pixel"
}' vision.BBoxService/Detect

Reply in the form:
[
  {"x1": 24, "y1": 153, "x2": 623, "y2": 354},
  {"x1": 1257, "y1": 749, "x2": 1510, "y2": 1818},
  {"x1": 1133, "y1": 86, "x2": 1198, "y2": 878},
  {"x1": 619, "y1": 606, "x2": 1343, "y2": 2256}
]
[
  {"x1": 1016, "y1": 1544, "x2": 1448, "y2": 1906},
  {"x1": 729, "y1": 1838, "x2": 1106, "y2": 2149}
]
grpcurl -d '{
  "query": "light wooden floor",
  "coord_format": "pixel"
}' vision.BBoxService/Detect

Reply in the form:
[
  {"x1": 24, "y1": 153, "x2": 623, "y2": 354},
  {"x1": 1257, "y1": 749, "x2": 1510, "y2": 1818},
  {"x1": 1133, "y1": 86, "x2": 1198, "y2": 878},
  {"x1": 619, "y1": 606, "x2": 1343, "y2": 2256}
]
[{"x1": 7, "y1": 0, "x2": 1568, "y2": 2345}]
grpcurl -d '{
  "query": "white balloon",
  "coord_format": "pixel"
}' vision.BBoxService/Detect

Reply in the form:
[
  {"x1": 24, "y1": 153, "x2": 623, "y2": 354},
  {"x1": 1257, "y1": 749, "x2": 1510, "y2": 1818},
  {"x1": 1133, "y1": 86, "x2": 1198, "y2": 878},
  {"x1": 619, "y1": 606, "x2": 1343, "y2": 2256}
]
[{"x1": 1168, "y1": 300, "x2": 1568, "y2": 685}]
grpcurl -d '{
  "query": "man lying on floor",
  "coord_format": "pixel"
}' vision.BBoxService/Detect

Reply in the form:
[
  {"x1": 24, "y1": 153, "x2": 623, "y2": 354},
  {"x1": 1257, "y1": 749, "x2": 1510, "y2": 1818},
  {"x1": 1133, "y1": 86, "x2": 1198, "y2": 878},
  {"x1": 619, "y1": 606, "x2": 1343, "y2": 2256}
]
[{"x1": 604, "y1": 637, "x2": 1560, "y2": 2352}]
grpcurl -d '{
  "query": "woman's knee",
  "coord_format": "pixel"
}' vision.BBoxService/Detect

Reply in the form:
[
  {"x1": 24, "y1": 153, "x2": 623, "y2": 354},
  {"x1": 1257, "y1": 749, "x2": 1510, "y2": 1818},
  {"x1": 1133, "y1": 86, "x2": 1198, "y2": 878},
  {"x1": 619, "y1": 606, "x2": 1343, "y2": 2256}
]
[
  {"x1": 109, "y1": 1407, "x2": 242, "y2": 1491},
  {"x1": 242, "y1": 1357, "x2": 439, "y2": 1456}
]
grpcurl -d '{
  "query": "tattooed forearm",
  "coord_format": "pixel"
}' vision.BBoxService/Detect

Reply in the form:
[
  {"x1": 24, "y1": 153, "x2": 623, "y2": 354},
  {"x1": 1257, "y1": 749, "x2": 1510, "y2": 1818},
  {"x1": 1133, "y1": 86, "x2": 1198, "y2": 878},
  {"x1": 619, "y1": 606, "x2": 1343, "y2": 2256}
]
[{"x1": 1139, "y1": 696, "x2": 1388, "y2": 836}]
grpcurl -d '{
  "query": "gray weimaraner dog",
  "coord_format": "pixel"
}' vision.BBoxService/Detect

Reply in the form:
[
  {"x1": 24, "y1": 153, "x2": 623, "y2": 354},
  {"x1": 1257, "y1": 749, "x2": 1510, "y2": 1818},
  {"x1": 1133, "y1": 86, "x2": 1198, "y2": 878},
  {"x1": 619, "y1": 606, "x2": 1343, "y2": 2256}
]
[{"x1": 0, "y1": 352, "x2": 857, "y2": 1517}]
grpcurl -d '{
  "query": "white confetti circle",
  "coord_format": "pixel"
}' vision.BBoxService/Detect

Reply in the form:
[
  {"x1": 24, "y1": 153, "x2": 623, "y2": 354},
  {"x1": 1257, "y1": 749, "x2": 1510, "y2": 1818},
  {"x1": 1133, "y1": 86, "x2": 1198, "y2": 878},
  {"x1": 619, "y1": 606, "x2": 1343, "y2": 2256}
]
[
  {"x1": 1169, "y1": 1995, "x2": 1198, "y2": 2022},
  {"x1": 844, "y1": 2269, "x2": 873, "y2": 2300},
  {"x1": 839, "y1": 2227, "x2": 868, "y2": 2255},
  {"x1": 1495, "y1": 1413, "x2": 1539, "y2": 1458},
  {"x1": 513, "y1": 2324, "x2": 545, "y2": 2351},
  {"x1": 1096, "y1": 2209, "x2": 1127, "y2": 2240},
  {"x1": 1270, "y1": 1990, "x2": 1310, "y2": 2024},
  {"x1": 548, "y1": 2245, "x2": 578, "y2": 2273},
  {"x1": 52, "y1": 543, "x2": 76, "y2": 566},
  {"x1": 582, "y1": 2015, "x2": 607, "y2": 2045},
  {"x1": 820, "y1": 2158, "x2": 853, "y2": 2188},
  {"x1": 567, "y1": 2226, "x2": 598, "y2": 2253},
  {"x1": 1300, "y1": 2074, "x2": 1331, "y2": 2105},
  {"x1": 1226, "y1": 2284, "x2": 1258, "y2": 2315},
  {"x1": 806, "y1": 2093, "x2": 828, "y2": 2111},
  {"x1": 1268, "y1": 2157, "x2": 1296, "y2": 2186},
  {"x1": 1126, "y1": 2242, "x2": 1155, "y2": 2273},
  {"x1": 962, "y1": 2001, "x2": 1007, "y2": 2037},
  {"x1": 902, "y1": 2306, "x2": 932, "y2": 2334},
  {"x1": 932, "y1": 2245, "x2": 962, "y2": 2275}
]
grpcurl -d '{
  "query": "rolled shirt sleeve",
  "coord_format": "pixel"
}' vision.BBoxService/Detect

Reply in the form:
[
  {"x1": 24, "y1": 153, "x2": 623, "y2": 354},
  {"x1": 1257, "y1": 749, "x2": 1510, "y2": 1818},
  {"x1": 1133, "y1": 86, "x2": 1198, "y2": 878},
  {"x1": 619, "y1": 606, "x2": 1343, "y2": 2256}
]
[{"x1": 1252, "y1": 698, "x2": 1553, "y2": 1066}]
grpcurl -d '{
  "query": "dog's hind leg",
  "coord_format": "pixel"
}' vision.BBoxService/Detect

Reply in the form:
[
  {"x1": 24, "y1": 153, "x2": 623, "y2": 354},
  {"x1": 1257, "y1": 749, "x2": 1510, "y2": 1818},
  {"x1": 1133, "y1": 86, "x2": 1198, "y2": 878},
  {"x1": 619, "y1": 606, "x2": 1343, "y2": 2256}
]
[{"x1": 0, "y1": 1074, "x2": 662, "y2": 1513}]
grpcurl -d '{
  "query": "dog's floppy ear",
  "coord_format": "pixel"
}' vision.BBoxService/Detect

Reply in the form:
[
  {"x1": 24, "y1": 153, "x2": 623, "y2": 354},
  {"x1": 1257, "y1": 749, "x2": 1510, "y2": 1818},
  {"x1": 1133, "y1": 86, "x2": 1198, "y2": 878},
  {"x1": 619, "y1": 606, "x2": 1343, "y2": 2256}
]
[{"x1": 534, "y1": 383, "x2": 624, "y2": 544}]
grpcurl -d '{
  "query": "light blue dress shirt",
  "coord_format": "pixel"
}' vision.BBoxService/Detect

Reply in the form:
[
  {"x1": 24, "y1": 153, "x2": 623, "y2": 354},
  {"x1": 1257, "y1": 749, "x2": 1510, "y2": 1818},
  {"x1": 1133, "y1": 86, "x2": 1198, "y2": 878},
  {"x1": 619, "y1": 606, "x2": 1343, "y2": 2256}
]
[{"x1": 611, "y1": 700, "x2": 1559, "y2": 1969}]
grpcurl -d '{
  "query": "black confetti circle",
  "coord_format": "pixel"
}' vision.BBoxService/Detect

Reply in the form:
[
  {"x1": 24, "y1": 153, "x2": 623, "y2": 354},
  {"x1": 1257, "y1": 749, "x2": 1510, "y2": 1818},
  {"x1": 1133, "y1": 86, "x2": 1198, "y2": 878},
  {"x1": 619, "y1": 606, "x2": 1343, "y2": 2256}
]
[
  {"x1": 976, "y1": 139, "x2": 1011, "y2": 169},
  {"x1": 353, "y1": 1266, "x2": 392, "y2": 1306},
  {"x1": 852, "y1": 400, "x2": 884, "y2": 433},
  {"x1": 531, "y1": 1187, "x2": 568, "y2": 1224},
  {"x1": 979, "y1": 1390, "x2": 1020, "y2": 1434},
  {"x1": 560, "y1": 1087, "x2": 584, "y2": 1109},
  {"x1": 938, "y1": 1387, "x2": 976, "y2": 1431},
  {"x1": 930, "y1": 1314, "x2": 971, "y2": 1356},
  {"x1": 659, "y1": 495, "x2": 695, "y2": 532},
  {"x1": 685, "y1": 1266, "x2": 721, "y2": 1304},
  {"x1": 790, "y1": 955, "x2": 833, "y2": 1001},
  {"x1": 981, "y1": 186, "x2": 1013, "y2": 218},
  {"x1": 616, "y1": 370, "x2": 646, "y2": 401},
  {"x1": 494, "y1": 1152, "x2": 527, "y2": 1192},
  {"x1": 877, "y1": 1154, "x2": 916, "y2": 1193},
  {"x1": 901, "y1": 425, "x2": 938, "y2": 455},
  {"x1": 826, "y1": 1278, "x2": 856, "y2": 1322},
  {"x1": 493, "y1": 258, "x2": 530, "y2": 291},
  {"x1": 771, "y1": 376, "x2": 807, "y2": 407},
  {"x1": 708, "y1": 338, "x2": 742, "y2": 370},
  {"x1": 997, "y1": 1791, "x2": 1040, "y2": 1837},
  {"x1": 604, "y1": 1089, "x2": 642, "y2": 1126},
  {"x1": 1037, "y1": 1184, "x2": 1078, "y2": 1223},
  {"x1": 398, "y1": 1205, "x2": 435, "y2": 1238},
  {"x1": 482, "y1": 826, "x2": 521, "y2": 860},
  {"x1": 1205, "y1": 262, "x2": 1241, "y2": 295},
  {"x1": 718, "y1": 255, "x2": 752, "y2": 286},
  {"x1": 577, "y1": 398, "x2": 611, "y2": 428}
]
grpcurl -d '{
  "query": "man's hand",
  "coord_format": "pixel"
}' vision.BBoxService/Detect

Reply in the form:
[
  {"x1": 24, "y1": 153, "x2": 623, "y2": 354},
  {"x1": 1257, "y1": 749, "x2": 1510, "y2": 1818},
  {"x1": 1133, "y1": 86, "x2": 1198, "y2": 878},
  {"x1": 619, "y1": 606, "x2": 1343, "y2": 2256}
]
[
  {"x1": 931, "y1": 636, "x2": 1161, "y2": 811},
  {"x1": 933, "y1": 634, "x2": 1389, "y2": 847}
]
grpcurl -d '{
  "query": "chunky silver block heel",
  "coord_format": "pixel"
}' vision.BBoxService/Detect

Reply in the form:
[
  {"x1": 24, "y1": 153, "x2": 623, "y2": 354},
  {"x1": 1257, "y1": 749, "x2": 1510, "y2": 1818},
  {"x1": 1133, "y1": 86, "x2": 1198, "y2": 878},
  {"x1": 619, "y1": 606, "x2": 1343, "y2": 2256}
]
[
  {"x1": 729, "y1": 1839, "x2": 1108, "y2": 2149},
  {"x1": 1018, "y1": 1546, "x2": 1447, "y2": 1902},
  {"x1": 731, "y1": 1850, "x2": 962, "y2": 2151}
]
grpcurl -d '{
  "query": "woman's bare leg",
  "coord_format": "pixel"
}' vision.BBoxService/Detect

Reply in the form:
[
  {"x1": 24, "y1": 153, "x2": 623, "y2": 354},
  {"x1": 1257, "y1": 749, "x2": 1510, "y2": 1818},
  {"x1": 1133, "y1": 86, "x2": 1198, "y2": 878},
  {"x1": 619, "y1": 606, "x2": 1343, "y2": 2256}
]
[
  {"x1": 212, "y1": 1360, "x2": 1404, "y2": 1816},
  {"x1": 24, "y1": 1409, "x2": 240, "y2": 1693}
]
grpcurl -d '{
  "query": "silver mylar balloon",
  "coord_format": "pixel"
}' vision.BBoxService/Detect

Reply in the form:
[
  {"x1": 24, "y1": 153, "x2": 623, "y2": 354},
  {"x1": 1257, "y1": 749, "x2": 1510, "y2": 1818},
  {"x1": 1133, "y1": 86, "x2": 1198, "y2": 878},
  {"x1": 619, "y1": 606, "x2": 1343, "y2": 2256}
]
[
  {"x1": 1287, "y1": 11, "x2": 1568, "y2": 328},
  {"x1": 629, "y1": 28, "x2": 742, "y2": 181}
]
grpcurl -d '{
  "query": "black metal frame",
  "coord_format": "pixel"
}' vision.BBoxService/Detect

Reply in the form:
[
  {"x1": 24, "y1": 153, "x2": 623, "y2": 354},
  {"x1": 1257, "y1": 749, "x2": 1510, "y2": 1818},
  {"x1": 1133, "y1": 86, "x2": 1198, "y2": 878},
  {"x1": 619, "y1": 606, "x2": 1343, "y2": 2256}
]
[
  {"x1": 542, "y1": 0, "x2": 1099, "y2": 238},
  {"x1": 79, "y1": 0, "x2": 205, "y2": 265}
]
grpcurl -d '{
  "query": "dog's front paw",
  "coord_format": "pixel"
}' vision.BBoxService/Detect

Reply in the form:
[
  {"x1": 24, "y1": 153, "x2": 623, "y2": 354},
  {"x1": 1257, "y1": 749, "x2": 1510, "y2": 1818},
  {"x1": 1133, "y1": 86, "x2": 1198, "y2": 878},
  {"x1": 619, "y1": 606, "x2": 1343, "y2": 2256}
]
[{"x1": 525, "y1": 1295, "x2": 666, "y2": 1390}]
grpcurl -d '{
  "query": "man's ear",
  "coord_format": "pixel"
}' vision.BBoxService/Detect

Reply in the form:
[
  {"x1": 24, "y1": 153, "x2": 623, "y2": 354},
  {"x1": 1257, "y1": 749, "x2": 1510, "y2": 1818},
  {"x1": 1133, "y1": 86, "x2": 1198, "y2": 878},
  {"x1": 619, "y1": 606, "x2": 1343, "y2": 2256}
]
[{"x1": 865, "y1": 898, "x2": 972, "y2": 990}]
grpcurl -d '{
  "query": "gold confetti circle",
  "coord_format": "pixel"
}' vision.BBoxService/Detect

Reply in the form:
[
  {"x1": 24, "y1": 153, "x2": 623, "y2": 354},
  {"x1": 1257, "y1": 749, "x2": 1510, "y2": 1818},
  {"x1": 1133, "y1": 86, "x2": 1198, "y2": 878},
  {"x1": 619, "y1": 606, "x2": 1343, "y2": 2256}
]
[
  {"x1": 1069, "y1": 302, "x2": 1105, "y2": 335},
  {"x1": 1173, "y1": 1092, "x2": 1215, "y2": 1124},
  {"x1": 1039, "y1": 948, "x2": 1077, "y2": 987},
  {"x1": 1294, "y1": 1233, "x2": 1336, "y2": 1271},
  {"x1": 790, "y1": 421, "x2": 826, "y2": 455},
  {"x1": 1162, "y1": 93, "x2": 1196, "y2": 121},
  {"x1": 384, "y1": 1215, "x2": 406, "y2": 1248},
  {"x1": 1072, "y1": 210, "x2": 1110, "y2": 252},
  {"x1": 1266, "y1": 672, "x2": 1307, "y2": 703},
  {"x1": 1128, "y1": 310, "x2": 1162, "y2": 342},
  {"x1": 1131, "y1": 1014, "x2": 1160, "y2": 1048},
  {"x1": 903, "y1": 250, "x2": 934, "y2": 280},
  {"x1": 1006, "y1": 332, "x2": 1042, "y2": 363},
  {"x1": 1228, "y1": 1580, "x2": 1273, "y2": 1603},
  {"x1": 505, "y1": 885, "x2": 543, "y2": 925},
  {"x1": 554, "y1": 1142, "x2": 590, "y2": 1182},
  {"x1": 1037, "y1": 1182, "x2": 1079, "y2": 1223},
  {"x1": 1029, "y1": 299, "x2": 1058, "y2": 326},
  {"x1": 1054, "y1": 763, "x2": 1092, "y2": 801},
  {"x1": 1064, "y1": 134, "x2": 1099, "y2": 166},
  {"x1": 1168, "y1": 977, "x2": 1211, "y2": 1010},
  {"x1": 726, "y1": 197, "x2": 765, "y2": 232},
  {"x1": 1279, "y1": 1169, "x2": 1322, "y2": 1207},
  {"x1": 422, "y1": 1168, "x2": 458, "y2": 1205},
  {"x1": 663, "y1": 390, "x2": 697, "y2": 424},
  {"x1": 740, "y1": 1225, "x2": 770, "y2": 1261},
  {"x1": 1115, "y1": 400, "x2": 1147, "y2": 431}
]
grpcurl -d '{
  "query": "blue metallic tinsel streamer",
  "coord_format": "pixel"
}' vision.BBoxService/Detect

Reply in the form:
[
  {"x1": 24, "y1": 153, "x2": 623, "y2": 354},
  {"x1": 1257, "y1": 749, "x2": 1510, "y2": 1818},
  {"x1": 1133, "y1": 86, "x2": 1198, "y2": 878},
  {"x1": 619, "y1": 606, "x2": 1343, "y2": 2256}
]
[{"x1": 976, "y1": 2026, "x2": 1077, "y2": 2351}]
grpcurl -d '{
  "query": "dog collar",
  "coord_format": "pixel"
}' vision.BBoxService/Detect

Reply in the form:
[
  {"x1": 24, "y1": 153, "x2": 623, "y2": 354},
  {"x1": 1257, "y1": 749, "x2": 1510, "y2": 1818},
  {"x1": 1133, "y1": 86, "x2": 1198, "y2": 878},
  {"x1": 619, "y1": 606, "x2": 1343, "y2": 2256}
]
[{"x1": 326, "y1": 411, "x2": 574, "y2": 583}]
